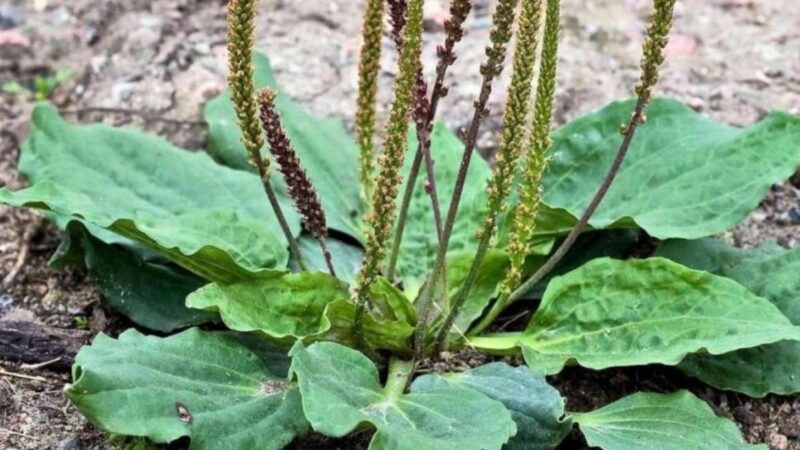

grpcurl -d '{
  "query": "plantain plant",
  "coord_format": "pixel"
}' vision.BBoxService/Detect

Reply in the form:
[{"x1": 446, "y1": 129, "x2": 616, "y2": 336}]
[{"x1": 3, "y1": 0, "x2": 800, "y2": 449}]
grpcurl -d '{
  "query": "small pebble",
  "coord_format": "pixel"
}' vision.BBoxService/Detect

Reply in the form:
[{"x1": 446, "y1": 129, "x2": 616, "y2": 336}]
[
  {"x1": 768, "y1": 433, "x2": 789, "y2": 450},
  {"x1": 57, "y1": 436, "x2": 82, "y2": 450}
]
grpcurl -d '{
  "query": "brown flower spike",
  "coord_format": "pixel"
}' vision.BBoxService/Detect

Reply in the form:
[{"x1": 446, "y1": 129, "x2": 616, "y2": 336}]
[{"x1": 258, "y1": 89, "x2": 335, "y2": 276}]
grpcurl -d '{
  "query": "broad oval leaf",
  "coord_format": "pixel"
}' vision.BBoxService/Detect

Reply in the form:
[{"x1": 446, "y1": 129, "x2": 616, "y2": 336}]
[
  {"x1": 204, "y1": 53, "x2": 364, "y2": 240},
  {"x1": 469, "y1": 258, "x2": 800, "y2": 374},
  {"x1": 187, "y1": 274, "x2": 413, "y2": 353},
  {"x1": 0, "y1": 104, "x2": 300, "y2": 283},
  {"x1": 541, "y1": 98, "x2": 800, "y2": 239},
  {"x1": 60, "y1": 223, "x2": 215, "y2": 332},
  {"x1": 187, "y1": 272, "x2": 348, "y2": 339},
  {"x1": 67, "y1": 328, "x2": 308, "y2": 450},
  {"x1": 395, "y1": 123, "x2": 492, "y2": 298},
  {"x1": 572, "y1": 391, "x2": 765, "y2": 450},
  {"x1": 412, "y1": 362, "x2": 572, "y2": 450},
  {"x1": 658, "y1": 238, "x2": 800, "y2": 397},
  {"x1": 289, "y1": 342, "x2": 516, "y2": 450}
]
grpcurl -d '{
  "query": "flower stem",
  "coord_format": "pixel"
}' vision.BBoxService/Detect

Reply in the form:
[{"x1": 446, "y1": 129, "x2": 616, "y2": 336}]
[
  {"x1": 434, "y1": 0, "x2": 545, "y2": 353},
  {"x1": 318, "y1": 238, "x2": 337, "y2": 277},
  {"x1": 261, "y1": 174, "x2": 307, "y2": 271},
  {"x1": 413, "y1": 0, "x2": 519, "y2": 362},
  {"x1": 386, "y1": 0, "x2": 473, "y2": 281}
]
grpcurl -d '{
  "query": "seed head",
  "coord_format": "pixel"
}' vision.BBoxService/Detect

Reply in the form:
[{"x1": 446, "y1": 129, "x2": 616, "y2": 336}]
[
  {"x1": 227, "y1": 0, "x2": 264, "y2": 166},
  {"x1": 501, "y1": 0, "x2": 561, "y2": 295},
  {"x1": 355, "y1": 0, "x2": 387, "y2": 204},
  {"x1": 259, "y1": 89, "x2": 328, "y2": 241}
]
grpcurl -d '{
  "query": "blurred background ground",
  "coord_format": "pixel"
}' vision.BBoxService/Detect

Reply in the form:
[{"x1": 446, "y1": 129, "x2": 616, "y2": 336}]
[{"x1": 0, "y1": 0, "x2": 798, "y2": 448}]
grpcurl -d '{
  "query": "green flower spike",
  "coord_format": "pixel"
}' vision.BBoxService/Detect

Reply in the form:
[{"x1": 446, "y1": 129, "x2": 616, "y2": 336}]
[
  {"x1": 354, "y1": 0, "x2": 426, "y2": 348},
  {"x1": 505, "y1": 0, "x2": 678, "y2": 304},
  {"x1": 355, "y1": 0, "x2": 386, "y2": 205},
  {"x1": 473, "y1": 0, "x2": 562, "y2": 335}
]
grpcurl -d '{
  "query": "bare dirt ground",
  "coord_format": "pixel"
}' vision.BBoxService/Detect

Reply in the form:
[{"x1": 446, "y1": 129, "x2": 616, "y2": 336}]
[{"x1": 1, "y1": 0, "x2": 799, "y2": 449}]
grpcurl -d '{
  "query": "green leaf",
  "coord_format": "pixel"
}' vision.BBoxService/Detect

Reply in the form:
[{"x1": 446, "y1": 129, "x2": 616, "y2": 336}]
[
  {"x1": 59, "y1": 223, "x2": 215, "y2": 332},
  {"x1": 572, "y1": 391, "x2": 765, "y2": 450},
  {"x1": 658, "y1": 238, "x2": 800, "y2": 397},
  {"x1": 187, "y1": 272, "x2": 348, "y2": 339},
  {"x1": 469, "y1": 258, "x2": 800, "y2": 374},
  {"x1": 519, "y1": 230, "x2": 641, "y2": 300},
  {"x1": 394, "y1": 123, "x2": 492, "y2": 298},
  {"x1": 316, "y1": 299, "x2": 414, "y2": 355},
  {"x1": 541, "y1": 98, "x2": 800, "y2": 239},
  {"x1": 412, "y1": 362, "x2": 571, "y2": 450},
  {"x1": 67, "y1": 328, "x2": 308, "y2": 450},
  {"x1": 290, "y1": 234, "x2": 365, "y2": 285},
  {"x1": 187, "y1": 274, "x2": 414, "y2": 353},
  {"x1": 204, "y1": 53, "x2": 364, "y2": 239},
  {"x1": 0, "y1": 103, "x2": 300, "y2": 283},
  {"x1": 367, "y1": 276, "x2": 417, "y2": 325},
  {"x1": 289, "y1": 342, "x2": 516, "y2": 450}
]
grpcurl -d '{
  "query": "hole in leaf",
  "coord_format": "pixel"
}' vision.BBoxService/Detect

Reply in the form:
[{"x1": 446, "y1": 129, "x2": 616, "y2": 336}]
[{"x1": 175, "y1": 402, "x2": 193, "y2": 423}]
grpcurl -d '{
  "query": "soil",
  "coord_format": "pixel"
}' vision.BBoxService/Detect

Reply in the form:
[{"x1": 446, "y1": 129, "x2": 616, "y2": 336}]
[{"x1": 1, "y1": 0, "x2": 799, "y2": 449}]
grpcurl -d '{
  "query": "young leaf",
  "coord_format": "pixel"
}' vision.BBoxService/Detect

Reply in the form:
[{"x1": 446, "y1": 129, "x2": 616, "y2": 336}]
[
  {"x1": 0, "y1": 104, "x2": 300, "y2": 283},
  {"x1": 316, "y1": 299, "x2": 414, "y2": 355},
  {"x1": 367, "y1": 276, "x2": 417, "y2": 325},
  {"x1": 67, "y1": 328, "x2": 308, "y2": 450},
  {"x1": 572, "y1": 391, "x2": 766, "y2": 450},
  {"x1": 187, "y1": 272, "x2": 348, "y2": 339},
  {"x1": 58, "y1": 223, "x2": 215, "y2": 333},
  {"x1": 412, "y1": 362, "x2": 572, "y2": 450},
  {"x1": 205, "y1": 53, "x2": 364, "y2": 240},
  {"x1": 658, "y1": 238, "x2": 800, "y2": 397},
  {"x1": 289, "y1": 342, "x2": 517, "y2": 450},
  {"x1": 395, "y1": 123, "x2": 492, "y2": 297},
  {"x1": 469, "y1": 258, "x2": 800, "y2": 374},
  {"x1": 539, "y1": 98, "x2": 800, "y2": 240},
  {"x1": 187, "y1": 274, "x2": 414, "y2": 353}
]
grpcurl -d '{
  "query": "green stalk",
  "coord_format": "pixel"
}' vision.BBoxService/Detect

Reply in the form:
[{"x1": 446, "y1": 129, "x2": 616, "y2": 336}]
[
  {"x1": 433, "y1": 0, "x2": 545, "y2": 353},
  {"x1": 354, "y1": 0, "x2": 425, "y2": 349},
  {"x1": 384, "y1": 357, "x2": 414, "y2": 399}
]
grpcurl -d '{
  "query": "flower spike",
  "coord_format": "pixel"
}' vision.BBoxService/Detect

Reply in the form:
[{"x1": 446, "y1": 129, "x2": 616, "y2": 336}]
[
  {"x1": 227, "y1": 0, "x2": 307, "y2": 271},
  {"x1": 354, "y1": 0, "x2": 426, "y2": 348},
  {"x1": 470, "y1": 0, "x2": 562, "y2": 336},
  {"x1": 355, "y1": 0, "x2": 387, "y2": 205},
  {"x1": 259, "y1": 89, "x2": 335, "y2": 276},
  {"x1": 506, "y1": 0, "x2": 678, "y2": 304},
  {"x1": 502, "y1": 0, "x2": 561, "y2": 297}
]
